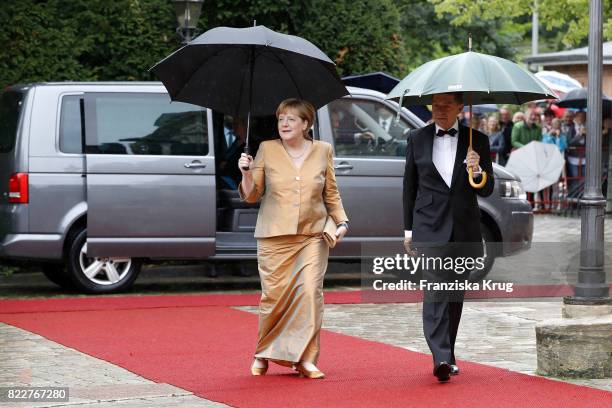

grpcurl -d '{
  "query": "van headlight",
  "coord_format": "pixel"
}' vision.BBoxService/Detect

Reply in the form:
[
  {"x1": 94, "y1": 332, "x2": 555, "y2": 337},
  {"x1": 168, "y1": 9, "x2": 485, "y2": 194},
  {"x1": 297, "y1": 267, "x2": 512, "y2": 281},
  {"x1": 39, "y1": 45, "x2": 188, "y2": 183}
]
[{"x1": 500, "y1": 180, "x2": 526, "y2": 200}]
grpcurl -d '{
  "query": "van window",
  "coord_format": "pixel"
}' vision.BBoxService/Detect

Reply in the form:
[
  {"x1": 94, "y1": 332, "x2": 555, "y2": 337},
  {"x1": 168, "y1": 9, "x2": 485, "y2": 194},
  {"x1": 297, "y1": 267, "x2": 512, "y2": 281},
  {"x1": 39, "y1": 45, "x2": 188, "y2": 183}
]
[
  {"x1": 59, "y1": 95, "x2": 83, "y2": 154},
  {"x1": 85, "y1": 93, "x2": 208, "y2": 156},
  {"x1": 328, "y1": 98, "x2": 412, "y2": 158},
  {"x1": 0, "y1": 91, "x2": 24, "y2": 153}
]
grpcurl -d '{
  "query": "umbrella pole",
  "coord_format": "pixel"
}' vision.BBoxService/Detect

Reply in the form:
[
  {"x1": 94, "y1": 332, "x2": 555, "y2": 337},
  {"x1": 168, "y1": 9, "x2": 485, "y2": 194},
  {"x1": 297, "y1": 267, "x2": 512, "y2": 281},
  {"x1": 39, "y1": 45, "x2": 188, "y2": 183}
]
[
  {"x1": 246, "y1": 110, "x2": 251, "y2": 155},
  {"x1": 241, "y1": 47, "x2": 255, "y2": 170},
  {"x1": 240, "y1": 111, "x2": 251, "y2": 170},
  {"x1": 468, "y1": 96, "x2": 488, "y2": 188}
]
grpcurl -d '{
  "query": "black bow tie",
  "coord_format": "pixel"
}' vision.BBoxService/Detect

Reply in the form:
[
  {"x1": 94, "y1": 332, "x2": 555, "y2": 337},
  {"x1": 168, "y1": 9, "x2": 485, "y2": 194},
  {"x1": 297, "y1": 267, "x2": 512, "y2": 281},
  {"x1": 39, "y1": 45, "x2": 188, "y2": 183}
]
[{"x1": 436, "y1": 128, "x2": 457, "y2": 137}]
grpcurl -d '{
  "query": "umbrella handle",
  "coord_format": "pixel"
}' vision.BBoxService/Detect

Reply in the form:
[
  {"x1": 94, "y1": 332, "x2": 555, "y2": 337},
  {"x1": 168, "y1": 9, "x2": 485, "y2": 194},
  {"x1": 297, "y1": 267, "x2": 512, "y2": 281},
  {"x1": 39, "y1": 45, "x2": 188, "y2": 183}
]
[
  {"x1": 467, "y1": 99, "x2": 487, "y2": 189},
  {"x1": 241, "y1": 145, "x2": 251, "y2": 171},
  {"x1": 468, "y1": 168, "x2": 487, "y2": 188}
]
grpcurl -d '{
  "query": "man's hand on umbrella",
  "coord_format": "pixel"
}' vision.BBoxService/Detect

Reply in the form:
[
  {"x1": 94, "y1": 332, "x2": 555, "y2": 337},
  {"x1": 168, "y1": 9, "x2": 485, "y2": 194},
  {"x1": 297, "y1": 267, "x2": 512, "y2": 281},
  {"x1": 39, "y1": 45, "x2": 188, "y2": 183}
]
[
  {"x1": 238, "y1": 153, "x2": 253, "y2": 173},
  {"x1": 466, "y1": 148, "x2": 480, "y2": 173}
]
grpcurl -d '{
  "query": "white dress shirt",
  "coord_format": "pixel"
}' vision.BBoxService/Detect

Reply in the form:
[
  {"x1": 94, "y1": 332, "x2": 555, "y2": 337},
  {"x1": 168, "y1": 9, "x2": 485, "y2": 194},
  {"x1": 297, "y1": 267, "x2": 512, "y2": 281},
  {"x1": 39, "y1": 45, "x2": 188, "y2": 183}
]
[
  {"x1": 432, "y1": 121, "x2": 460, "y2": 188},
  {"x1": 404, "y1": 121, "x2": 480, "y2": 239},
  {"x1": 380, "y1": 117, "x2": 392, "y2": 133}
]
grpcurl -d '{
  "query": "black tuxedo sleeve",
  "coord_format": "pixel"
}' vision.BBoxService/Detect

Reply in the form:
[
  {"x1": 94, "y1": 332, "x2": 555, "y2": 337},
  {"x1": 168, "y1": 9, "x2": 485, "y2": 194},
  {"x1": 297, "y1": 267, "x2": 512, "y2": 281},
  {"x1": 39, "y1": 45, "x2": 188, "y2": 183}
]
[
  {"x1": 473, "y1": 131, "x2": 495, "y2": 197},
  {"x1": 403, "y1": 130, "x2": 418, "y2": 230}
]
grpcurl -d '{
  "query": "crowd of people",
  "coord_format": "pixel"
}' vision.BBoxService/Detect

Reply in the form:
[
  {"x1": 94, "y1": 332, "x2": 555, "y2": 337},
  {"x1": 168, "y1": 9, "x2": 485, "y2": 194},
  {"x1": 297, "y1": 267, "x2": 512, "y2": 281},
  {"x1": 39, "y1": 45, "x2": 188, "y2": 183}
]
[{"x1": 460, "y1": 104, "x2": 612, "y2": 211}]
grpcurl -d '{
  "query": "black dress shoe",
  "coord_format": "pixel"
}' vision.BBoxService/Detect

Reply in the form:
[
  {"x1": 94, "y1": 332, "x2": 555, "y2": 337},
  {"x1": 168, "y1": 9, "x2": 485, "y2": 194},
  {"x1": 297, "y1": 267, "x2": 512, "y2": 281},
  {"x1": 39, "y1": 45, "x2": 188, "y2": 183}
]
[
  {"x1": 450, "y1": 364, "x2": 459, "y2": 375},
  {"x1": 433, "y1": 362, "x2": 451, "y2": 382}
]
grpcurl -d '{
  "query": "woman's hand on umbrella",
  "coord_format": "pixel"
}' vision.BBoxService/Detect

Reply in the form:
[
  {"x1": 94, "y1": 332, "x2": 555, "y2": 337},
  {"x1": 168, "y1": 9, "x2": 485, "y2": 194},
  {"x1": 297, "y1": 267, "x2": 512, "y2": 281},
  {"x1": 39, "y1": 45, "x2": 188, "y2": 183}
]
[
  {"x1": 335, "y1": 225, "x2": 348, "y2": 242},
  {"x1": 238, "y1": 153, "x2": 253, "y2": 173},
  {"x1": 466, "y1": 148, "x2": 480, "y2": 173}
]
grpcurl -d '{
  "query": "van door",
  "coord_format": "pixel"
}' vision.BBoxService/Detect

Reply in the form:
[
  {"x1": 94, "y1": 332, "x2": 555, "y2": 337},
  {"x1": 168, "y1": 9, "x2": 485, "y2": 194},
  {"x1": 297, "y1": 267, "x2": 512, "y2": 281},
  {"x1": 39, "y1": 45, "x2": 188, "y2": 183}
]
[
  {"x1": 0, "y1": 89, "x2": 26, "y2": 246},
  {"x1": 83, "y1": 92, "x2": 215, "y2": 258},
  {"x1": 319, "y1": 96, "x2": 417, "y2": 255}
]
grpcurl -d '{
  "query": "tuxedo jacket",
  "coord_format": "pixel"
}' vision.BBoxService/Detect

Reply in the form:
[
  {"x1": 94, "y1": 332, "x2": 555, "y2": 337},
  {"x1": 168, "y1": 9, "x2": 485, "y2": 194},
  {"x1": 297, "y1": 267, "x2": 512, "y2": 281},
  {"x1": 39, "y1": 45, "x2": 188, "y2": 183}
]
[{"x1": 403, "y1": 123, "x2": 494, "y2": 254}]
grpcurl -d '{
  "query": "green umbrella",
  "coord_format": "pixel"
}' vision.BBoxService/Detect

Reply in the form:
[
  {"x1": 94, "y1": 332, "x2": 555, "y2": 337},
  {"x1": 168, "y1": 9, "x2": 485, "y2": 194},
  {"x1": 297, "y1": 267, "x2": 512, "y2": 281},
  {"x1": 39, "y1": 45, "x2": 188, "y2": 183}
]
[
  {"x1": 387, "y1": 45, "x2": 557, "y2": 189},
  {"x1": 387, "y1": 51, "x2": 557, "y2": 106}
]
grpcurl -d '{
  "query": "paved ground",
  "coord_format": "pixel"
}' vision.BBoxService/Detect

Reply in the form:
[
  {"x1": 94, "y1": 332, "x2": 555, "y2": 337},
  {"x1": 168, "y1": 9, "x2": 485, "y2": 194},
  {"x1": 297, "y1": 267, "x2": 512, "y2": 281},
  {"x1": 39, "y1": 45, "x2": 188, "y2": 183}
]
[
  {"x1": 531, "y1": 214, "x2": 612, "y2": 242},
  {"x1": 0, "y1": 322, "x2": 228, "y2": 408}
]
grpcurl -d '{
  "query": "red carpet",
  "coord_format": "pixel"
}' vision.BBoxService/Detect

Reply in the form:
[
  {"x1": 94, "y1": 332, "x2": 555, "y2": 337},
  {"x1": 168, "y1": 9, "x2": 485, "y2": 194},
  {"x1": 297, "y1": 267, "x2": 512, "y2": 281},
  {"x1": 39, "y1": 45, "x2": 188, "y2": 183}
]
[
  {"x1": 0, "y1": 291, "x2": 359, "y2": 314},
  {"x1": 0, "y1": 285, "x2": 585, "y2": 314},
  {"x1": 1, "y1": 297, "x2": 610, "y2": 407}
]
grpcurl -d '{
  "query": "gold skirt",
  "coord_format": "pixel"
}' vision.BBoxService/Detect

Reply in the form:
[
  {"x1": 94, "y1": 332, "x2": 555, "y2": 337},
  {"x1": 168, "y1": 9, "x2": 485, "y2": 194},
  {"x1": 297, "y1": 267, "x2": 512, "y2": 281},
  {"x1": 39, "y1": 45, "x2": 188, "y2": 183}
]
[{"x1": 254, "y1": 234, "x2": 329, "y2": 365}]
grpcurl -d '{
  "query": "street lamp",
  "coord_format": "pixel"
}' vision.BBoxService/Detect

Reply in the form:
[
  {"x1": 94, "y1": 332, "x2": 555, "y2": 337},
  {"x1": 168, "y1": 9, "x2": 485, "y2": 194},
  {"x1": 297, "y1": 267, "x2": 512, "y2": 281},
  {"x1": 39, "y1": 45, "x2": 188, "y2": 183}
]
[{"x1": 173, "y1": 0, "x2": 204, "y2": 44}]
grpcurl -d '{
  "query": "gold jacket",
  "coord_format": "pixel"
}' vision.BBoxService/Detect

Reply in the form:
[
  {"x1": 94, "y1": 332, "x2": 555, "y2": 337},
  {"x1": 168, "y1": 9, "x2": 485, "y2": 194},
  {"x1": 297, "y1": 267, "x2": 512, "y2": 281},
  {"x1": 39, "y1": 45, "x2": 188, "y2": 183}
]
[{"x1": 239, "y1": 139, "x2": 348, "y2": 238}]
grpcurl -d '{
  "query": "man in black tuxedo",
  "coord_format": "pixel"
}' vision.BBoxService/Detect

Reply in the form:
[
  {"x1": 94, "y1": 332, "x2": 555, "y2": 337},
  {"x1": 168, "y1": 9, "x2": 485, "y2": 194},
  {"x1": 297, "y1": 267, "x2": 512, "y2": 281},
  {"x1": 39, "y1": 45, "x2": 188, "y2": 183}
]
[
  {"x1": 218, "y1": 116, "x2": 247, "y2": 189},
  {"x1": 403, "y1": 92, "x2": 494, "y2": 382}
]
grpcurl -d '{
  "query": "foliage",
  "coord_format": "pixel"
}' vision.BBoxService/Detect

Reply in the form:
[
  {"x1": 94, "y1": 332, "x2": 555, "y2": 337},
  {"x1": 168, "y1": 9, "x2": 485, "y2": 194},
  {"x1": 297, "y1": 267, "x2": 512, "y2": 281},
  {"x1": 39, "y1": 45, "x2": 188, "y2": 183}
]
[
  {"x1": 0, "y1": 0, "x2": 177, "y2": 87},
  {"x1": 200, "y1": 0, "x2": 406, "y2": 77},
  {"x1": 431, "y1": 0, "x2": 612, "y2": 48},
  {"x1": 1, "y1": 0, "x2": 606, "y2": 89},
  {"x1": 0, "y1": 0, "x2": 406, "y2": 87},
  {"x1": 297, "y1": 0, "x2": 406, "y2": 77},
  {"x1": 396, "y1": 0, "x2": 522, "y2": 70}
]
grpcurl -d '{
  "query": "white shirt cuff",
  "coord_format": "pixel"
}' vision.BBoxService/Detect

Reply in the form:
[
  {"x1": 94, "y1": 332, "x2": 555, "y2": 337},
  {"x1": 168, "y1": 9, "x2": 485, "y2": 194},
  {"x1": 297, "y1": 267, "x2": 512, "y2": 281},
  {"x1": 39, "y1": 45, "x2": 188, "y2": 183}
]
[{"x1": 404, "y1": 230, "x2": 412, "y2": 238}]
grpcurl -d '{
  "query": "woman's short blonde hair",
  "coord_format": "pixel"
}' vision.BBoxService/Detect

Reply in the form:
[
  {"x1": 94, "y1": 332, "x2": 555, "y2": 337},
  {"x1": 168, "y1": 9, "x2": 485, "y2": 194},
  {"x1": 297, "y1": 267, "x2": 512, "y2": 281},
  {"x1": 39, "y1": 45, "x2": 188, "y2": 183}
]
[{"x1": 276, "y1": 98, "x2": 315, "y2": 139}]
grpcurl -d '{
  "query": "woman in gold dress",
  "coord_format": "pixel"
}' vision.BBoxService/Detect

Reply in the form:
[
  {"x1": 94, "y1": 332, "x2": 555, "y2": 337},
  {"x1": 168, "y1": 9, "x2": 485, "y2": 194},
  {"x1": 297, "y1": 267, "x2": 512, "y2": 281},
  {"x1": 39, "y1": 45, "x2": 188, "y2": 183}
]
[{"x1": 238, "y1": 98, "x2": 348, "y2": 379}]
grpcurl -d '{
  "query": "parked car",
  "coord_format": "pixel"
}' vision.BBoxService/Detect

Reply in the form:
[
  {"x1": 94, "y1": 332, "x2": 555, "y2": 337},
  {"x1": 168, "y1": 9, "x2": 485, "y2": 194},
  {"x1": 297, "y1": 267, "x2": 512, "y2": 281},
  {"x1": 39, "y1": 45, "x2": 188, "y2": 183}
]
[{"x1": 0, "y1": 82, "x2": 533, "y2": 293}]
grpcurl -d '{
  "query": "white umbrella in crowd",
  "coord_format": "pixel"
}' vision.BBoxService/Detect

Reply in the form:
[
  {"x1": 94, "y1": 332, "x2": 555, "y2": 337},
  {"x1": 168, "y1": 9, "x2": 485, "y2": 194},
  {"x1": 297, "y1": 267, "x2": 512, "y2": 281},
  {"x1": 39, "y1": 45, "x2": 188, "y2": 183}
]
[{"x1": 505, "y1": 141, "x2": 565, "y2": 192}]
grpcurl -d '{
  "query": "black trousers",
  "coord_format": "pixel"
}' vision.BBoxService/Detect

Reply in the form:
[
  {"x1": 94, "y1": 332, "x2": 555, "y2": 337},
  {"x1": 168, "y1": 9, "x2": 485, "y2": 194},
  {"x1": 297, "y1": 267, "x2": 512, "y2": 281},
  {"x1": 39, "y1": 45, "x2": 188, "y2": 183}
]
[{"x1": 418, "y1": 234, "x2": 470, "y2": 366}]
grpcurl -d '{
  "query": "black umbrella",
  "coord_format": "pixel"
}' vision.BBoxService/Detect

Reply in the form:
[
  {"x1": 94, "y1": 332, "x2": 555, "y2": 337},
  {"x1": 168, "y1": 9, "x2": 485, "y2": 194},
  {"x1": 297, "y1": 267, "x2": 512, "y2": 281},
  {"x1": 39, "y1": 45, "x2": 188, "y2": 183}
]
[
  {"x1": 150, "y1": 25, "x2": 348, "y2": 158},
  {"x1": 341, "y1": 72, "x2": 432, "y2": 122},
  {"x1": 557, "y1": 87, "x2": 612, "y2": 113}
]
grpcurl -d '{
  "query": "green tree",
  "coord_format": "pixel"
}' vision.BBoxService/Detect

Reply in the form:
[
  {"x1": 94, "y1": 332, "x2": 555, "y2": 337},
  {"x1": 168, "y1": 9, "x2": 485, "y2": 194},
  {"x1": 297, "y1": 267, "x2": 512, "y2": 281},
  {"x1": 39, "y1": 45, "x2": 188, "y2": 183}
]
[
  {"x1": 55, "y1": 0, "x2": 177, "y2": 81},
  {"x1": 0, "y1": 0, "x2": 178, "y2": 88},
  {"x1": 298, "y1": 0, "x2": 406, "y2": 76},
  {"x1": 396, "y1": 0, "x2": 524, "y2": 71},
  {"x1": 200, "y1": 0, "x2": 406, "y2": 77},
  {"x1": 430, "y1": 0, "x2": 612, "y2": 48},
  {"x1": 0, "y1": 0, "x2": 407, "y2": 87},
  {"x1": 0, "y1": 1, "x2": 92, "y2": 86}
]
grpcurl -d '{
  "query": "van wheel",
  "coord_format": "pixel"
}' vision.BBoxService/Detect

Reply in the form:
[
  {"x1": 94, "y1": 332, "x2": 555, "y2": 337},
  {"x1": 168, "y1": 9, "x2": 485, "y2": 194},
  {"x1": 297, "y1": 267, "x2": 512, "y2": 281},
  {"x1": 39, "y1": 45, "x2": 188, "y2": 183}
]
[
  {"x1": 469, "y1": 222, "x2": 497, "y2": 282},
  {"x1": 41, "y1": 264, "x2": 74, "y2": 289},
  {"x1": 66, "y1": 228, "x2": 141, "y2": 294}
]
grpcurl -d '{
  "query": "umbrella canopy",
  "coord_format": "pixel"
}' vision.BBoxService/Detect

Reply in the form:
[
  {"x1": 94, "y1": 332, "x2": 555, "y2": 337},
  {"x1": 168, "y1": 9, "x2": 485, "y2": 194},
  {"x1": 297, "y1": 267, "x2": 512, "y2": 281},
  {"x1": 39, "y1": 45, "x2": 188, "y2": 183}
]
[
  {"x1": 150, "y1": 25, "x2": 348, "y2": 117},
  {"x1": 534, "y1": 70, "x2": 582, "y2": 96},
  {"x1": 342, "y1": 71, "x2": 400, "y2": 93},
  {"x1": 505, "y1": 141, "x2": 565, "y2": 193},
  {"x1": 556, "y1": 87, "x2": 612, "y2": 112},
  {"x1": 341, "y1": 72, "x2": 432, "y2": 122},
  {"x1": 387, "y1": 51, "x2": 558, "y2": 106}
]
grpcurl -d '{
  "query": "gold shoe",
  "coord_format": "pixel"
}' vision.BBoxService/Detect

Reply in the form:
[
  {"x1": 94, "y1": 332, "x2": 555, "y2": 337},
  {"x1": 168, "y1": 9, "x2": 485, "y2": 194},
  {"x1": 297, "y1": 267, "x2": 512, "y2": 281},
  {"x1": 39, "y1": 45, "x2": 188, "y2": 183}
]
[
  {"x1": 294, "y1": 362, "x2": 325, "y2": 379},
  {"x1": 251, "y1": 358, "x2": 268, "y2": 376}
]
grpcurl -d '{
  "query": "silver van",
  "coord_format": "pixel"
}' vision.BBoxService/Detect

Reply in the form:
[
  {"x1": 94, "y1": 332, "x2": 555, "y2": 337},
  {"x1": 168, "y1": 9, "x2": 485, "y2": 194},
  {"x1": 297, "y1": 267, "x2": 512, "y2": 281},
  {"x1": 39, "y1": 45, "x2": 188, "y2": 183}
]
[{"x1": 0, "y1": 82, "x2": 533, "y2": 293}]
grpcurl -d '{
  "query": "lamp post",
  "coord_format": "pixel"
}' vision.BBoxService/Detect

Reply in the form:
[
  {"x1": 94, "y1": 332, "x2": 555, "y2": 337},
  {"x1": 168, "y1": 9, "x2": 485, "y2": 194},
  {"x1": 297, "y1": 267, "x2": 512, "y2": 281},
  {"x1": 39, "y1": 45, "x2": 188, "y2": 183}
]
[
  {"x1": 173, "y1": 0, "x2": 204, "y2": 44},
  {"x1": 564, "y1": 0, "x2": 611, "y2": 307}
]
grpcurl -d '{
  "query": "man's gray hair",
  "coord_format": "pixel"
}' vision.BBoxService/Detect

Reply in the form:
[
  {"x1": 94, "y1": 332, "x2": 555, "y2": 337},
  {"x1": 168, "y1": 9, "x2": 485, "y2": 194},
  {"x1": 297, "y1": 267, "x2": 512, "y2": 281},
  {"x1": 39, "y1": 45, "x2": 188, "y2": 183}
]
[{"x1": 452, "y1": 92, "x2": 464, "y2": 104}]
